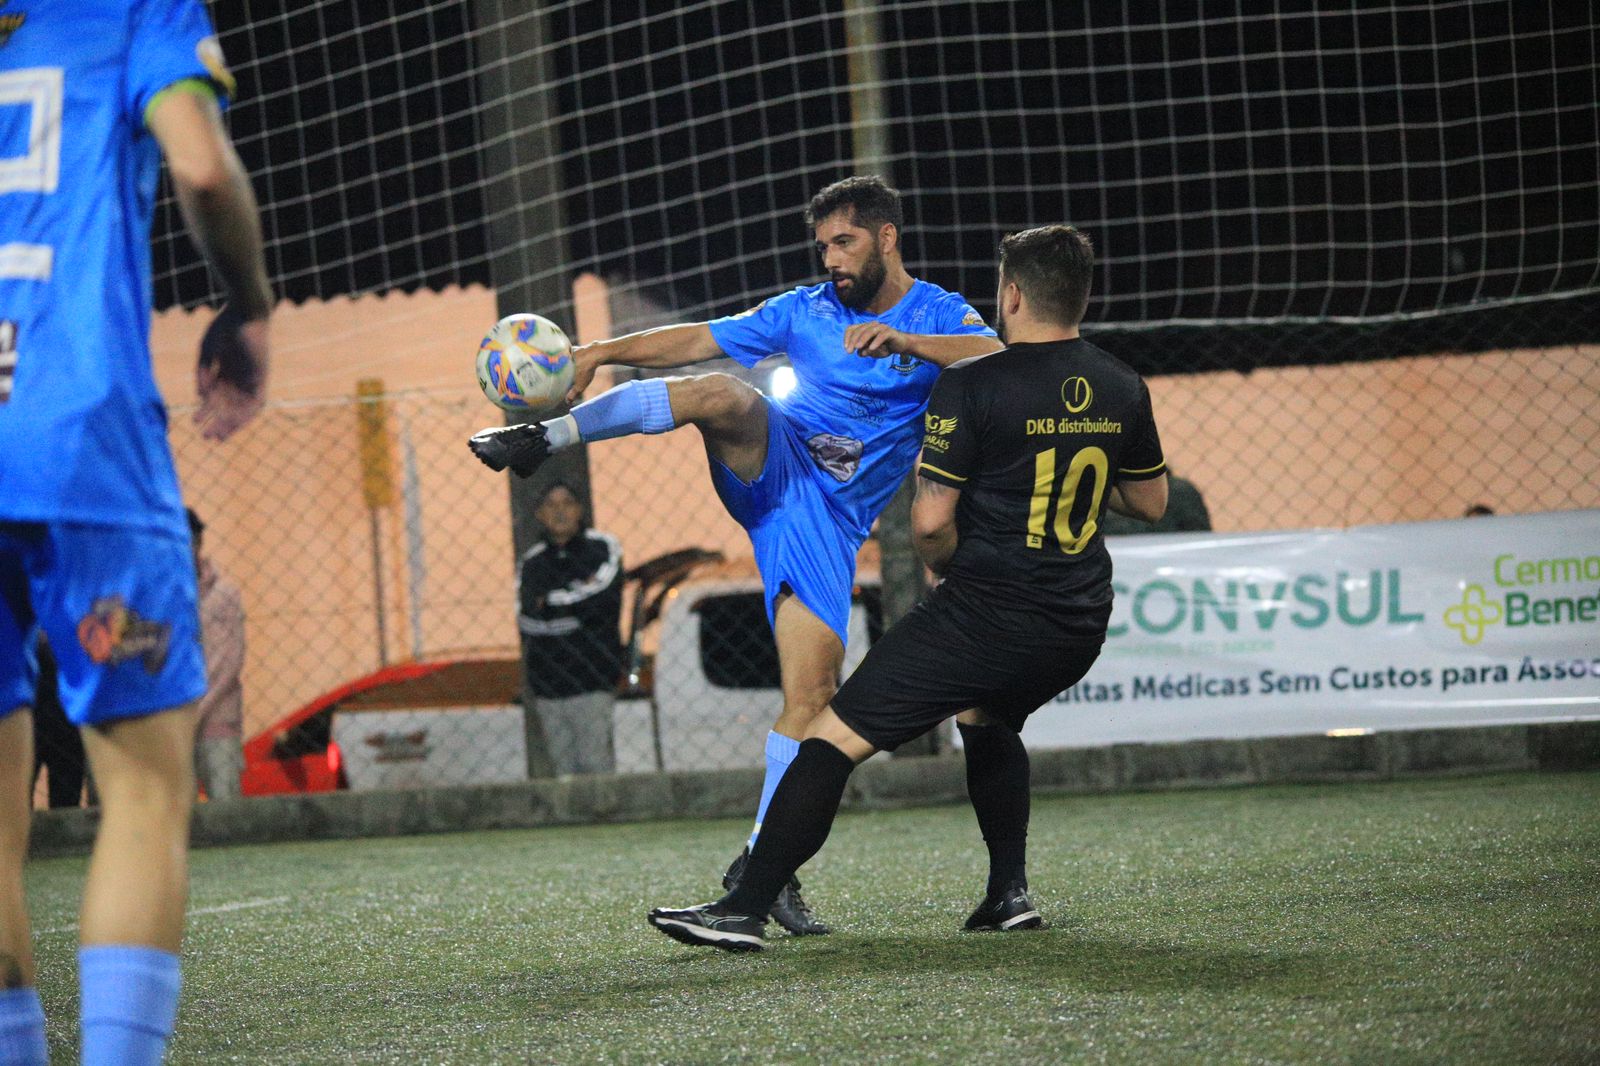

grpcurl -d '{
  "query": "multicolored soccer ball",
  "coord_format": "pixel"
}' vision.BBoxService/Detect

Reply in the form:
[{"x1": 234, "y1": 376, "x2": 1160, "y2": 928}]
[{"x1": 475, "y1": 313, "x2": 575, "y2": 413}]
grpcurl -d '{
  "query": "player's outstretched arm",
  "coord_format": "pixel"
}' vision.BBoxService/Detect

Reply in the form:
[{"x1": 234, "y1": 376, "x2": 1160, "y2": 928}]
[
  {"x1": 148, "y1": 87, "x2": 273, "y2": 441},
  {"x1": 843, "y1": 324, "x2": 1002, "y2": 368},
  {"x1": 911, "y1": 472, "x2": 962, "y2": 576},
  {"x1": 567, "y1": 323, "x2": 724, "y2": 403}
]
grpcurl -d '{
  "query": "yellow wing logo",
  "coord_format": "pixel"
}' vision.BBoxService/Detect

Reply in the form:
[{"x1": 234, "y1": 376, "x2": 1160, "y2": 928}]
[
  {"x1": 924, "y1": 413, "x2": 958, "y2": 435},
  {"x1": 1062, "y1": 376, "x2": 1093, "y2": 414}
]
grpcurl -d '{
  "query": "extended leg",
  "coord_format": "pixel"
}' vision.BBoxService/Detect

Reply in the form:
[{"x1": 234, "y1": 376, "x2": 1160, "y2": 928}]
[
  {"x1": 77, "y1": 704, "x2": 199, "y2": 1066},
  {"x1": 470, "y1": 372, "x2": 769, "y2": 480},
  {"x1": 956, "y1": 709, "x2": 1041, "y2": 931},
  {"x1": 0, "y1": 708, "x2": 48, "y2": 1066},
  {"x1": 724, "y1": 592, "x2": 844, "y2": 936},
  {"x1": 650, "y1": 708, "x2": 874, "y2": 951}
]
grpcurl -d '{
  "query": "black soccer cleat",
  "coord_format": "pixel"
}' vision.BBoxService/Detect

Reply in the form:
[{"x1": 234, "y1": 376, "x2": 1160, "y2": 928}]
[
  {"x1": 963, "y1": 882, "x2": 1044, "y2": 932},
  {"x1": 468, "y1": 423, "x2": 550, "y2": 478},
  {"x1": 723, "y1": 847, "x2": 832, "y2": 936},
  {"x1": 648, "y1": 902, "x2": 767, "y2": 952}
]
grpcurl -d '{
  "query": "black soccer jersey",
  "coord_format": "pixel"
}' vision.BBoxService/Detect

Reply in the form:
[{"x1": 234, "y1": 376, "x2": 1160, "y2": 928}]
[{"x1": 917, "y1": 339, "x2": 1165, "y2": 627}]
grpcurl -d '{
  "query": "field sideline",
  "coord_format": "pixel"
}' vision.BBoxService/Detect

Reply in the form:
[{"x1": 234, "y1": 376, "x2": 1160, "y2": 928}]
[{"x1": 24, "y1": 771, "x2": 1599, "y2": 1064}]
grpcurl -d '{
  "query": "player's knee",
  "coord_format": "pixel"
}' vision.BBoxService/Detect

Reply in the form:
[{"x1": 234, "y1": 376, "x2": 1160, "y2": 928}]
[
  {"x1": 677, "y1": 372, "x2": 760, "y2": 429},
  {"x1": 94, "y1": 766, "x2": 195, "y2": 820},
  {"x1": 783, "y1": 682, "x2": 834, "y2": 721}
]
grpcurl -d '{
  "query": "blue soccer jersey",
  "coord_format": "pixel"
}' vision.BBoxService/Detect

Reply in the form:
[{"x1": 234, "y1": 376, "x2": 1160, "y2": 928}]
[
  {"x1": 709, "y1": 279, "x2": 995, "y2": 538},
  {"x1": 0, "y1": 0, "x2": 232, "y2": 538}
]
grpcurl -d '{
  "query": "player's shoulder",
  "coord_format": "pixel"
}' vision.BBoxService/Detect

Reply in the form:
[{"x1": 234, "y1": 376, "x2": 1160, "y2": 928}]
[
  {"x1": 744, "y1": 282, "x2": 835, "y2": 318},
  {"x1": 907, "y1": 278, "x2": 985, "y2": 315},
  {"x1": 1073, "y1": 336, "x2": 1142, "y2": 375}
]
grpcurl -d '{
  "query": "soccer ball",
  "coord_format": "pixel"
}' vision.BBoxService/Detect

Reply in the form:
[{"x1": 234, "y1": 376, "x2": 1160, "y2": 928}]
[{"x1": 475, "y1": 313, "x2": 575, "y2": 413}]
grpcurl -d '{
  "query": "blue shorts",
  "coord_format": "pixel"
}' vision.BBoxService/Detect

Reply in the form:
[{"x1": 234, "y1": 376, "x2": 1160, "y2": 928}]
[
  {"x1": 709, "y1": 398, "x2": 864, "y2": 646},
  {"x1": 0, "y1": 521, "x2": 205, "y2": 727}
]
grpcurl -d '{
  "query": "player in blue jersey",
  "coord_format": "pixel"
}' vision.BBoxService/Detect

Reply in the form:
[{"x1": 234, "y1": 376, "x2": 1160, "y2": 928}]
[
  {"x1": 0, "y1": 2, "x2": 272, "y2": 1063},
  {"x1": 470, "y1": 177, "x2": 1001, "y2": 933}
]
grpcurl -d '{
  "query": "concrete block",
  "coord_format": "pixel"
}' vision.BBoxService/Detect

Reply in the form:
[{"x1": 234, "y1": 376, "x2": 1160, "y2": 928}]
[
  {"x1": 1109, "y1": 739, "x2": 1256, "y2": 790},
  {"x1": 1528, "y1": 722, "x2": 1600, "y2": 771},
  {"x1": 1382, "y1": 726, "x2": 1532, "y2": 775},
  {"x1": 1030, "y1": 745, "x2": 1123, "y2": 793},
  {"x1": 848, "y1": 753, "x2": 966, "y2": 810},
  {"x1": 28, "y1": 721, "x2": 1599, "y2": 858},
  {"x1": 1247, "y1": 733, "x2": 1382, "y2": 782}
]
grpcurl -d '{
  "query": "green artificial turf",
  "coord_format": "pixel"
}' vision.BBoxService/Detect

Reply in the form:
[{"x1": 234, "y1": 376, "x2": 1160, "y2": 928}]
[{"x1": 23, "y1": 772, "x2": 1600, "y2": 1064}]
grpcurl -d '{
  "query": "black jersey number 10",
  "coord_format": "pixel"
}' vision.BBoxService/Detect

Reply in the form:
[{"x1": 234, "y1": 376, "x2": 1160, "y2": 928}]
[{"x1": 1027, "y1": 446, "x2": 1109, "y2": 554}]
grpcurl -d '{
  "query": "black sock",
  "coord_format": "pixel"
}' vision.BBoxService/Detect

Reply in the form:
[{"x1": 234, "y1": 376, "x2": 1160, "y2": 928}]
[
  {"x1": 959, "y1": 721, "x2": 1030, "y2": 896},
  {"x1": 722, "y1": 739, "x2": 856, "y2": 917}
]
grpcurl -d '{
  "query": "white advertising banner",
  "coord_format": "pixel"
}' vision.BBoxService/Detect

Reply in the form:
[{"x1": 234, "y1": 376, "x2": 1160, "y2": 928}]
[{"x1": 1023, "y1": 510, "x2": 1600, "y2": 749}]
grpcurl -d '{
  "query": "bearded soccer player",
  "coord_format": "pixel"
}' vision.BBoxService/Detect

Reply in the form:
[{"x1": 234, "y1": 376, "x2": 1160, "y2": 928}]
[
  {"x1": 0, "y1": 3, "x2": 272, "y2": 1062},
  {"x1": 647, "y1": 224, "x2": 1169, "y2": 950},
  {"x1": 470, "y1": 177, "x2": 1001, "y2": 933}
]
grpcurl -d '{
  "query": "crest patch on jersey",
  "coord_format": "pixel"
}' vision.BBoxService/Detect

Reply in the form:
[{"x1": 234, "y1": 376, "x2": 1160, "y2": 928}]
[
  {"x1": 961, "y1": 311, "x2": 985, "y2": 327},
  {"x1": 806, "y1": 433, "x2": 863, "y2": 482}
]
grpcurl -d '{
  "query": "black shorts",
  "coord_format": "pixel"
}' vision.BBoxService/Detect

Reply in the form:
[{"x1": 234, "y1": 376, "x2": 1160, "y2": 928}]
[{"x1": 831, "y1": 580, "x2": 1104, "y2": 751}]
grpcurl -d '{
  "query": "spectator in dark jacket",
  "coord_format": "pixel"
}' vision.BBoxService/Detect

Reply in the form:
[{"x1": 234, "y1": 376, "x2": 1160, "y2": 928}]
[{"x1": 519, "y1": 481, "x2": 624, "y2": 775}]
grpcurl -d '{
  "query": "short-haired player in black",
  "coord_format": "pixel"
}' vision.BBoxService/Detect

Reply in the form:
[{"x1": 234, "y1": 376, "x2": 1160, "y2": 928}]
[{"x1": 649, "y1": 225, "x2": 1169, "y2": 950}]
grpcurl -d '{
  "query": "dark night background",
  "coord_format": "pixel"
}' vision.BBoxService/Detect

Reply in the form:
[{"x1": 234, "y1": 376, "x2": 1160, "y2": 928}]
[{"x1": 154, "y1": 1, "x2": 1599, "y2": 374}]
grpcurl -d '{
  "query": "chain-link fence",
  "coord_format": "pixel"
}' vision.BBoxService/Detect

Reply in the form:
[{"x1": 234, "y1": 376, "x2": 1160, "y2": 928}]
[
  {"x1": 27, "y1": 1, "x2": 1600, "y2": 807},
  {"x1": 26, "y1": 313, "x2": 1598, "y2": 809}
]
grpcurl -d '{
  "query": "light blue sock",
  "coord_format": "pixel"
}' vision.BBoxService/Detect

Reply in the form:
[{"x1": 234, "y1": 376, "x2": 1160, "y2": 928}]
[
  {"x1": 0, "y1": 987, "x2": 48, "y2": 1066},
  {"x1": 560, "y1": 378, "x2": 676, "y2": 447},
  {"x1": 748, "y1": 731, "x2": 802, "y2": 849},
  {"x1": 79, "y1": 946, "x2": 181, "y2": 1066}
]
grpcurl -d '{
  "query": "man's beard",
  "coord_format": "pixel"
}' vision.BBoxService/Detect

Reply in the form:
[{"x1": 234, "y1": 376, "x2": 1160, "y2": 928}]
[
  {"x1": 994, "y1": 302, "x2": 1009, "y2": 344},
  {"x1": 832, "y1": 247, "x2": 887, "y2": 311}
]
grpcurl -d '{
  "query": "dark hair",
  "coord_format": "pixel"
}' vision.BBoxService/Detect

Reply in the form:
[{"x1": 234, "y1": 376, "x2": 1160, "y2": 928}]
[
  {"x1": 185, "y1": 507, "x2": 205, "y2": 540},
  {"x1": 998, "y1": 225, "x2": 1095, "y2": 327},
  {"x1": 805, "y1": 175, "x2": 903, "y2": 239},
  {"x1": 536, "y1": 479, "x2": 581, "y2": 506}
]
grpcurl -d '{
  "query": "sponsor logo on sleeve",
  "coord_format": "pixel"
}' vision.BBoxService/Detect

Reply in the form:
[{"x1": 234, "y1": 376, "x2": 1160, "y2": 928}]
[
  {"x1": 962, "y1": 311, "x2": 986, "y2": 327},
  {"x1": 922, "y1": 412, "x2": 957, "y2": 452},
  {"x1": 196, "y1": 36, "x2": 237, "y2": 96}
]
